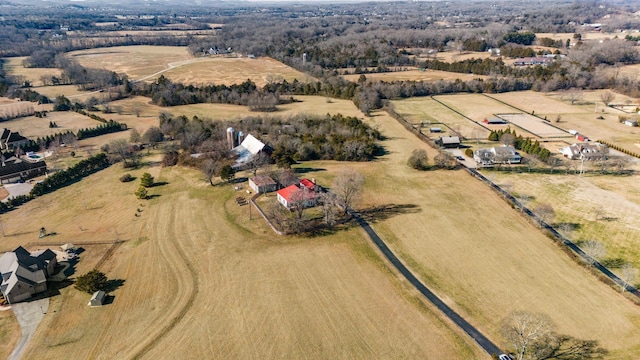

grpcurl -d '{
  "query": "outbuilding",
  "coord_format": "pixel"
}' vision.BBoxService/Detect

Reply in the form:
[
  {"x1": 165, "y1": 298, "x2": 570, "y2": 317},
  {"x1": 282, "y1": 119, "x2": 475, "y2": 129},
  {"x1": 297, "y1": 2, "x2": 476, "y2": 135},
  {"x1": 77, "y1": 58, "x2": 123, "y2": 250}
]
[
  {"x1": 88, "y1": 290, "x2": 106, "y2": 307},
  {"x1": 436, "y1": 136, "x2": 461, "y2": 149},
  {"x1": 248, "y1": 175, "x2": 277, "y2": 194}
]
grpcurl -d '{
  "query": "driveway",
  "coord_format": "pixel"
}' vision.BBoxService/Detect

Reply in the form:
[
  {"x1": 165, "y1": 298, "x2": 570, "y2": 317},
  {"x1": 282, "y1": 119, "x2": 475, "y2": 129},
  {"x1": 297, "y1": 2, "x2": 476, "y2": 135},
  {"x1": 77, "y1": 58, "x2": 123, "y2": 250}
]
[
  {"x1": 8, "y1": 298, "x2": 49, "y2": 360},
  {"x1": 1, "y1": 183, "x2": 34, "y2": 202},
  {"x1": 444, "y1": 148, "x2": 476, "y2": 168}
]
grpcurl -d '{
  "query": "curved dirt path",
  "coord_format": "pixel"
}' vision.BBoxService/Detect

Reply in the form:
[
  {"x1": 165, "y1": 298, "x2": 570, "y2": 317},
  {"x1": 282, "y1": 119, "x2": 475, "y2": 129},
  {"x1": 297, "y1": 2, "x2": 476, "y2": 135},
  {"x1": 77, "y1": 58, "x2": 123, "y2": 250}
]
[{"x1": 133, "y1": 57, "x2": 207, "y2": 83}]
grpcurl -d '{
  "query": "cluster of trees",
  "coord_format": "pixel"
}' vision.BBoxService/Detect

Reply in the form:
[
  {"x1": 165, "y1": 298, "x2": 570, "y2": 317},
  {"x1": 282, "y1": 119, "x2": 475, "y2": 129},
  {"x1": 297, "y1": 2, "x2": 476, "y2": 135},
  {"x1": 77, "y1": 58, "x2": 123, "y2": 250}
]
[
  {"x1": 30, "y1": 153, "x2": 110, "y2": 196},
  {"x1": 502, "y1": 32, "x2": 536, "y2": 46},
  {"x1": 488, "y1": 128, "x2": 552, "y2": 162},
  {"x1": 74, "y1": 109, "x2": 112, "y2": 123},
  {"x1": 76, "y1": 120, "x2": 128, "y2": 140}
]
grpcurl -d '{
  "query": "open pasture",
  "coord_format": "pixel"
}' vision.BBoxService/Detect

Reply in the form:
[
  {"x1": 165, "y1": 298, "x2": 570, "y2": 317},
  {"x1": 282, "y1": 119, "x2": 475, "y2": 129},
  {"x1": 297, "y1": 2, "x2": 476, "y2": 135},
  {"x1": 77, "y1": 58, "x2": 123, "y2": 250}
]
[
  {"x1": 490, "y1": 172, "x2": 640, "y2": 270},
  {"x1": 3, "y1": 57, "x2": 62, "y2": 87},
  {"x1": 342, "y1": 69, "x2": 487, "y2": 83},
  {"x1": 0, "y1": 101, "x2": 50, "y2": 120},
  {"x1": 159, "y1": 56, "x2": 313, "y2": 87},
  {"x1": 356, "y1": 108, "x2": 640, "y2": 357},
  {"x1": 1, "y1": 111, "x2": 98, "y2": 139},
  {"x1": 497, "y1": 113, "x2": 568, "y2": 138},
  {"x1": 535, "y1": 32, "x2": 630, "y2": 42},
  {"x1": 9, "y1": 162, "x2": 482, "y2": 359},
  {"x1": 34, "y1": 85, "x2": 98, "y2": 102},
  {"x1": 389, "y1": 97, "x2": 490, "y2": 140},
  {"x1": 68, "y1": 46, "x2": 193, "y2": 80}
]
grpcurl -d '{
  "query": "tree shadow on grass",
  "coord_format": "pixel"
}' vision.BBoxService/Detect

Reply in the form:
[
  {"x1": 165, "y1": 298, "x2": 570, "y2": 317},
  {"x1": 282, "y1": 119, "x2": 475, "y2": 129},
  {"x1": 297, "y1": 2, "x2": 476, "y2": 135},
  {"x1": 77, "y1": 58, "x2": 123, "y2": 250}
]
[
  {"x1": 103, "y1": 279, "x2": 125, "y2": 293},
  {"x1": 294, "y1": 167, "x2": 326, "y2": 174},
  {"x1": 151, "y1": 181, "x2": 169, "y2": 187},
  {"x1": 356, "y1": 203, "x2": 421, "y2": 224},
  {"x1": 146, "y1": 194, "x2": 161, "y2": 199}
]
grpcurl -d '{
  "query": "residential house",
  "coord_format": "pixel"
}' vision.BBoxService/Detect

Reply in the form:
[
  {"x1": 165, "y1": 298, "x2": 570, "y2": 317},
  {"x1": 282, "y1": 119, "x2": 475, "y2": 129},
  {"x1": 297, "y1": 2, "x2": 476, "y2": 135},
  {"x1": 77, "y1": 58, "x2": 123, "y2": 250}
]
[
  {"x1": 0, "y1": 156, "x2": 47, "y2": 184},
  {"x1": 249, "y1": 175, "x2": 277, "y2": 194},
  {"x1": 559, "y1": 143, "x2": 609, "y2": 161},
  {"x1": 435, "y1": 136, "x2": 460, "y2": 149},
  {"x1": 0, "y1": 129, "x2": 28, "y2": 151},
  {"x1": 0, "y1": 246, "x2": 57, "y2": 304},
  {"x1": 513, "y1": 57, "x2": 554, "y2": 66},
  {"x1": 474, "y1": 146, "x2": 522, "y2": 165},
  {"x1": 276, "y1": 179, "x2": 319, "y2": 209}
]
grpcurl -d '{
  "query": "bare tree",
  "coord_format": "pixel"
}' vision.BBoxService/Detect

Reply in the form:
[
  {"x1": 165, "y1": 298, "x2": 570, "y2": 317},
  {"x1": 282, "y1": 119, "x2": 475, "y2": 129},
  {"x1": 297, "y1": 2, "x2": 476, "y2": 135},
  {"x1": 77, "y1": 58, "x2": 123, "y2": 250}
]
[
  {"x1": 501, "y1": 311, "x2": 554, "y2": 360},
  {"x1": 319, "y1": 192, "x2": 338, "y2": 227},
  {"x1": 599, "y1": 90, "x2": 615, "y2": 106},
  {"x1": 201, "y1": 158, "x2": 219, "y2": 186},
  {"x1": 332, "y1": 170, "x2": 364, "y2": 215},
  {"x1": 565, "y1": 88, "x2": 583, "y2": 105},
  {"x1": 129, "y1": 128, "x2": 141, "y2": 143},
  {"x1": 620, "y1": 264, "x2": 638, "y2": 292},
  {"x1": 500, "y1": 133, "x2": 515, "y2": 146},
  {"x1": 557, "y1": 223, "x2": 575, "y2": 238},
  {"x1": 289, "y1": 187, "x2": 312, "y2": 219},
  {"x1": 107, "y1": 139, "x2": 133, "y2": 167},
  {"x1": 529, "y1": 333, "x2": 607, "y2": 360},
  {"x1": 612, "y1": 157, "x2": 629, "y2": 175},
  {"x1": 581, "y1": 240, "x2": 607, "y2": 264},
  {"x1": 533, "y1": 203, "x2": 555, "y2": 227}
]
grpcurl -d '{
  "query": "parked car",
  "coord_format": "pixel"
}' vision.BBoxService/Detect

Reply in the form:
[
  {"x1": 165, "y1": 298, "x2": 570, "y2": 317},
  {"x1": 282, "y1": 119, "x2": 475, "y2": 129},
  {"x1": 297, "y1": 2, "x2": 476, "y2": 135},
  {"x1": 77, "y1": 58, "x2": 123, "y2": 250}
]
[
  {"x1": 455, "y1": 155, "x2": 465, "y2": 161},
  {"x1": 499, "y1": 354, "x2": 512, "y2": 360}
]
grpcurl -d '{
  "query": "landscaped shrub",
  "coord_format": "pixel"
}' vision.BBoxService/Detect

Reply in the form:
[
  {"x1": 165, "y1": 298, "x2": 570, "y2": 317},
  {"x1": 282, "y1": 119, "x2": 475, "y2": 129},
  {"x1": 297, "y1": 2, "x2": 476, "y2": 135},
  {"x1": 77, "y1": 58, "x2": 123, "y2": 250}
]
[
  {"x1": 119, "y1": 174, "x2": 134, "y2": 182},
  {"x1": 140, "y1": 173, "x2": 154, "y2": 187},
  {"x1": 465, "y1": 148, "x2": 474, "y2": 157},
  {"x1": 75, "y1": 269, "x2": 108, "y2": 294}
]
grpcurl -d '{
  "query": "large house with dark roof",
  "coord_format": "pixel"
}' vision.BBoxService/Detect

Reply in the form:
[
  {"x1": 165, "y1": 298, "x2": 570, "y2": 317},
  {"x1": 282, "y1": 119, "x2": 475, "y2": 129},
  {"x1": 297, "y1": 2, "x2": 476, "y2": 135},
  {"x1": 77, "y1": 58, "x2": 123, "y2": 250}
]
[
  {"x1": 0, "y1": 129, "x2": 28, "y2": 151},
  {"x1": 0, "y1": 246, "x2": 57, "y2": 304},
  {"x1": 0, "y1": 156, "x2": 47, "y2": 184}
]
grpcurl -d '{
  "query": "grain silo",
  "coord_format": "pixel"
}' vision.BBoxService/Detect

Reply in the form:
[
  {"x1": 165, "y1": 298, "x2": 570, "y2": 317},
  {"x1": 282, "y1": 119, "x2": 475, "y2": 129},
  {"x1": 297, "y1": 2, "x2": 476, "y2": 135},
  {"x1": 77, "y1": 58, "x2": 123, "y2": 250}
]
[{"x1": 226, "y1": 127, "x2": 235, "y2": 149}]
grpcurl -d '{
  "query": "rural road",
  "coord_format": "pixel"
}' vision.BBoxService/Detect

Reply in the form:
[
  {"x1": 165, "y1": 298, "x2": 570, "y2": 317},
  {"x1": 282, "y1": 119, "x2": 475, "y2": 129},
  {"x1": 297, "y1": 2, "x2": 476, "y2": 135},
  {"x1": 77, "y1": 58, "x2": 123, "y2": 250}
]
[
  {"x1": 353, "y1": 212, "x2": 504, "y2": 356},
  {"x1": 8, "y1": 298, "x2": 49, "y2": 360}
]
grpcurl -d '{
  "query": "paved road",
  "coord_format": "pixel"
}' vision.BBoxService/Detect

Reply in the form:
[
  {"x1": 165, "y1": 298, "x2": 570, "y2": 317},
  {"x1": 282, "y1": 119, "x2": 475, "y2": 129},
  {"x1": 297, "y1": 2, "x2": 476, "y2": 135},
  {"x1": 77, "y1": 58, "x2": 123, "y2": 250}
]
[
  {"x1": 353, "y1": 212, "x2": 504, "y2": 356},
  {"x1": 8, "y1": 298, "x2": 49, "y2": 360}
]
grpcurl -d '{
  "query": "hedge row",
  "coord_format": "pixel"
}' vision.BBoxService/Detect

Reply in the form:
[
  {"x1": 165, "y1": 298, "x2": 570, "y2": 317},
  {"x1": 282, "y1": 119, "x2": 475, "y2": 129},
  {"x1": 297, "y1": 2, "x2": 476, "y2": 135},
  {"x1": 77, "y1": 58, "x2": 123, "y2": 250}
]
[
  {"x1": 30, "y1": 153, "x2": 110, "y2": 197},
  {"x1": 76, "y1": 120, "x2": 127, "y2": 140},
  {"x1": 597, "y1": 140, "x2": 640, "y2": 159},
  {"x1": 74, "y1": 109, "x2": 109, "y2": 123}
]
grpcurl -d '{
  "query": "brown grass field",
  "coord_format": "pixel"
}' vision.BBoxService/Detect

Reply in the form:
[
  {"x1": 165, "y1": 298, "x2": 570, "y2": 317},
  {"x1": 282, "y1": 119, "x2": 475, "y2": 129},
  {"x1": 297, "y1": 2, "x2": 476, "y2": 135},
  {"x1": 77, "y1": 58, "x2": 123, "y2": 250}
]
[
  {"x1": 67, "y1": 46, "x2": 312, "y2": 86},
  {"x1": 490, "y1": 91, "x2": 640, "y2": 154},
  {"x1": 159, "y1": 57, "x2": 313, "y2": 87},
  {"x1": 1, "y1": 161, "x2": 484, "y2": 359},
  {"x1": 353, "y1": 109, "x2": 640, "y2": 357},
  {"x1": 535, "y1": 32, "x2": 633, "y2": 42},
  {"x1": 1, "y1": 111, "x2": 99, "y2": 139},
  {"x1": 0, "y1": 309, "x2": 20, "y2": 359},
  {"x1": 34, "y1": 85, "x2": 98, "y2": 102},
  {"x1": 489, "y1": 172, "x2": 640, "y2": 269},
  {"x1": 68, "y1": 46, "x2": 193, "y2": 80},
  {"x1": 342, "y1": 69, "x2": 487, "y2": 83},
  {"x1": 3, "y1": 57, "x2": 63, "y2": 86}
]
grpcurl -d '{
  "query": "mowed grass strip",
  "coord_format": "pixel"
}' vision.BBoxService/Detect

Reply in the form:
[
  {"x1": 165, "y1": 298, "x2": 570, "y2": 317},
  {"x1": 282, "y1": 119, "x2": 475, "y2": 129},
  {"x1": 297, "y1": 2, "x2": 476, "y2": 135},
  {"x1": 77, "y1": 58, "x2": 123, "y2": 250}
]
[
  {"x1": 15, "y1": 163, "x2": 484, "y2": 359},
  {"x1": 356, "y1": 108, "x2": 640, "y2": 357}
]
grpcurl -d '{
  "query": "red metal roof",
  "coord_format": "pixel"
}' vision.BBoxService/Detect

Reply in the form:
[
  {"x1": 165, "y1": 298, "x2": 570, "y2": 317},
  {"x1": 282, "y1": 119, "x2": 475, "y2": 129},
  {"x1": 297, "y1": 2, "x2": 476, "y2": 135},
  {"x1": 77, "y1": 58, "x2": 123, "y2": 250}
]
[
  {"x1": 276, "y1": 184, "x2": 316, "y2": 202},
  {"x1": 300, "y1": 178, "x2": 315, "y2": 190}
]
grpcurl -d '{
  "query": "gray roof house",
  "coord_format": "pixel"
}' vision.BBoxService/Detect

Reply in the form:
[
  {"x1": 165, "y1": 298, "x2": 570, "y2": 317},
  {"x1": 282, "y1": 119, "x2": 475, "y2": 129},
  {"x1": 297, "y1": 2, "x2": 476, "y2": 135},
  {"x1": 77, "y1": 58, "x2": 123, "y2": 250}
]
[
  {"x1": 0, "y1": 129, "x2": 28, "y2": 151},
  {"x1": 249, "y1": 175, "x2": 277, "y2": 194},
  {"x1": 474, "y1": 146, "x2": 522, "y2": 166},
  {"x1": 435, "y1": 136, "x2": 461, "y2": 148},
  {"x1": 559, "y1": 143, "x2": 609, "y2": 161},
  {"x1": 0, "y1": 246, "x2": 57, "y2": 304},
  {"x1": 0, "y1": 157, "x2": 47, "y2": 184}
]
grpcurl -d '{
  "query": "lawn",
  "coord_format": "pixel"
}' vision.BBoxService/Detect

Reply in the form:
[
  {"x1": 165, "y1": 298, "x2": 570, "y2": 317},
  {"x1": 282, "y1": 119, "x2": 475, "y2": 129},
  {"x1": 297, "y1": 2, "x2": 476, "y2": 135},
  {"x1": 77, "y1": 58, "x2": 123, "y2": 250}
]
[
  {"x1": 1, "y1": 111, "x2": 99, "y2": 139},
  {"x1": 7, "y1": 161, "x2": 483, "y2": 359}
]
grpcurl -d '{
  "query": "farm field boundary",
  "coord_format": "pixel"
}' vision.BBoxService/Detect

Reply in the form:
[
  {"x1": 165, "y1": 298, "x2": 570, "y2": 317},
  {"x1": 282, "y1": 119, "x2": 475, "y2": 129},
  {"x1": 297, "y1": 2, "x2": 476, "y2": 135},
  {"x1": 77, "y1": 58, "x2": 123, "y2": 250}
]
[{"x1": 429, "y1": 96, "x2": 492, "y2": 133}]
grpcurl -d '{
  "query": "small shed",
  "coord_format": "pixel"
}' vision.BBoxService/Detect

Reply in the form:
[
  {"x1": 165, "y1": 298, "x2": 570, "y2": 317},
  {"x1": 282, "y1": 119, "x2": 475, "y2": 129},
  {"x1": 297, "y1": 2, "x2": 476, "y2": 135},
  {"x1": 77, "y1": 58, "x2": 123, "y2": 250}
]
[
  {"x1": 88, "y1": 290, "x2": 106, "y2": 307},
  {"x1": 623, "y1": 119, "x2": 638, "y2": 127},
  {"x1": 429, "y1": 127, "x2": 442, "y2": 133},
  {"x1": 483, "y1": 117, "x2": 507, "y2": 125},
  {"x1": 248, "y1": 175, "x2": 277, "y2": 194}
]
